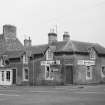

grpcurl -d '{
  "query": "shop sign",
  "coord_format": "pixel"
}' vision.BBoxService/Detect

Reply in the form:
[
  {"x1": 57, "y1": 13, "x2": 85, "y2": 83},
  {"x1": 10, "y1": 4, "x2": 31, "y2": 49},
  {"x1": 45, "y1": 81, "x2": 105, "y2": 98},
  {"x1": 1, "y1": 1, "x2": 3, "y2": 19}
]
[
  {"x1": 41, "y1": 60, "x2": 60, "y2": 65},
  {"x1": 77, "y1": 60, "x2": 95, "y2": 66}
]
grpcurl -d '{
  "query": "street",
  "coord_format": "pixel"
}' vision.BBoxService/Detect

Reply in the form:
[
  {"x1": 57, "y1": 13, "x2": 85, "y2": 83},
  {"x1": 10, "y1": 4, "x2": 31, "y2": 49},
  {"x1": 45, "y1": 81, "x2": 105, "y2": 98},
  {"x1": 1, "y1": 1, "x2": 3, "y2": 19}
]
[{"x1": 0, "y1": 85, "x2": 104, "y2": 105}]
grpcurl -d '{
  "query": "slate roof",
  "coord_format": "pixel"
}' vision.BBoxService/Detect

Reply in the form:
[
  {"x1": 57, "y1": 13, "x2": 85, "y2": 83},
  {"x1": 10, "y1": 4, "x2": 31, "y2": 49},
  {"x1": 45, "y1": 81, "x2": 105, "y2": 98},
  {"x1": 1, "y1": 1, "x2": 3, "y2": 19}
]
[
  {"x1": 30, "y1": 44, "x2": 49, "y2": 55},
  {"x1": 2, "y1": 50, "x2": 24, "y2": 58},
  {"x1": 1, "y1": 40, "x2": 105, "y2": 59},
  {"x1": 30, "y1": 40, "x2": 105, "y2": 55},
  {"x1": 0, "y1": 34, "x2": 5, "y2": 54},
  {"x1": 5, "y1": 38, "x2": 24, "y2": 51}
]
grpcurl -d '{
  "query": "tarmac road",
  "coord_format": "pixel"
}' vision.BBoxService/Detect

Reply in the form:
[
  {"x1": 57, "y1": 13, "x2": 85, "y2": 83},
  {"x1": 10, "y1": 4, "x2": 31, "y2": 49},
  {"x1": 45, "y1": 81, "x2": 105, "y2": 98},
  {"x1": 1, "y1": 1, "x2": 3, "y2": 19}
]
[{"x1": 0, "y1": 85, "x2": 104, "y2": 105}]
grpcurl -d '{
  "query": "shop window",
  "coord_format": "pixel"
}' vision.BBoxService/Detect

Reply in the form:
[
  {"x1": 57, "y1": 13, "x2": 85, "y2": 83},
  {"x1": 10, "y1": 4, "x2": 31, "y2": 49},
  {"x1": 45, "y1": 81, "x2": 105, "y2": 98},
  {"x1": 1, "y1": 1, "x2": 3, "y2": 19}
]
[
  {"x1": 23, "y1": 54, "x2": 28, "y2": 64},
  {"x1": 6, "y1": 71, "x2": 10, "y2": 81},
  {"x1": 46, "y1": 49, "x2": 53, "y2": 60},
  {"x1": 101, "y1": 66, "x2": 105, "y2": 77},
  {"x1": 86, "y1": 66, "x2": 92, "y2": 80},
  {"x1": 45, "y1": 65, "x2": 54, "y2": 80},
  {"x1": 89, "y1": 48, "x2": 96, "y2": 60},
  {"x1": 23, "y1": 68, "x2": 29, "y2": 81}
]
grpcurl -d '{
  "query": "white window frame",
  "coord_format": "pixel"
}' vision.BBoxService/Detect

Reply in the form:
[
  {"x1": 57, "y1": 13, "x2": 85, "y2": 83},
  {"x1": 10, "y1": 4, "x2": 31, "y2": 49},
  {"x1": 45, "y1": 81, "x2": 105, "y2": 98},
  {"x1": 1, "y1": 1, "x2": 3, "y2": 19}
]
[
  {"x1": 45, "y1": 64, "x2": 54, "y2": 80},
  {"x1": 23, "y1": 54, "x2": 28, "y2": 64},
  {"x1": 0, "y1": 58, "x2": 4, "y2": 67},
  {"x1": 23, "y1": 67, "x2": 29, "y2": 81},
  {"x1": 101, "y1": 66, "x2": 105, "y2": 78},
  {"x1": 46, "y1": 48, "x2": 53, "y2": 60},
  {"x1": 89, "y1": 48, "x2": 96, "y2": 60},
  {"x1": 86, "y1": 66, "x2": 92, "y2": 80}
]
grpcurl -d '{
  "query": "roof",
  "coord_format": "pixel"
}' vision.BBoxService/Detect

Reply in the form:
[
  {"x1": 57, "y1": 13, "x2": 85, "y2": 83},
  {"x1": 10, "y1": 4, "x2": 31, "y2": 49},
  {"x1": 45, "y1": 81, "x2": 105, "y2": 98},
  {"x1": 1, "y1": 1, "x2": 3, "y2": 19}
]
[
  {"x1": 30, "y1": 40, "x2": 105, "y2": 55},
  {"x1": 2, "y1": 50, "x2": 24, "y2": 58},
  {"x1": 5, "y1": 38, "x2": 24, "y2": 51},
  {"x1": 30, "y1": 44, "x2": 49, "y2": 55},
  {"x1": 55, "y1": 40, "x2": 105, "y2": 54},
  {"x1": 1, "y1": 40, "x2": 105, "y2": 59}
]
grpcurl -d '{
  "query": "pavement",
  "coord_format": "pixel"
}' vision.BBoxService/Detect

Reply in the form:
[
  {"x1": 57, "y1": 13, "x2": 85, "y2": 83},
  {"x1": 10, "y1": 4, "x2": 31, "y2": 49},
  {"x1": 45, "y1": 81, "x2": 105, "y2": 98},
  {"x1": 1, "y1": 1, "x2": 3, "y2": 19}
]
[{"x1": 0, "y1": 85, "x2": 104, "y2": 105}]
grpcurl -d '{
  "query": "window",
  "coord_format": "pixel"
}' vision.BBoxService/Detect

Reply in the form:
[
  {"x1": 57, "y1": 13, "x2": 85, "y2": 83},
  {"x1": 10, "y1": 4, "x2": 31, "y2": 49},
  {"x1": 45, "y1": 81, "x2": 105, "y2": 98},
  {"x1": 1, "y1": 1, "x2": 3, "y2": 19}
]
[
  {"x1": 1, "y1": 71, "x2": 4, "y2": 81},
  {"x1": 6, "y1": 71, "x2": 10, "y2": 81},
  {"x1": 101, "y1": 66, "x2": 105, "y2": 77},
  {"x1": 23, "y1": 68, "x2": 29, "y2": 81},
  {"x1": 89, "y1": 48, "x2": 96, "y2": 60},
  {"x1": 0, "y1": 58, "x2": 4, "y2": 67},
  {"x1": 23, "y1": 54, "x2": 28, "y2": 64},
  {"x1": 46, "y1": 49, "x2": 53, "y2": 60},
  {"x1": 45, "y1": 65, "x2": 54, "y2": 80},
  {"x1": 86, "y1": 66, "x2": 92, "y2": 80}
]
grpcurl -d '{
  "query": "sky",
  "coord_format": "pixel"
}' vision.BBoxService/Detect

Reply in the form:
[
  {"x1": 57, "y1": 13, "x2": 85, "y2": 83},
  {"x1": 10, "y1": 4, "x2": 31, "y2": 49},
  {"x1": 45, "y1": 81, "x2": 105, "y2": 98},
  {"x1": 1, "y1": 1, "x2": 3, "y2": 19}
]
[{"x1": 0, "y1": 0, "x2": 105, "y2": 46}]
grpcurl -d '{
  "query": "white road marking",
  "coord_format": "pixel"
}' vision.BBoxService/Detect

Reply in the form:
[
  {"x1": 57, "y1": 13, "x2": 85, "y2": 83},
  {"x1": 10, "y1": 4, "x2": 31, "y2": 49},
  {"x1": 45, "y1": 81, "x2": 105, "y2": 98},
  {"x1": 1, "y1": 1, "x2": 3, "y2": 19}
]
[
  {"x1": 0, "y1": 94, "x2": 19, "y2": 96},
  {"x1": 30, "y1": 91, "x2": 55, "y2": 93},
  {"x1": 75, "y1": 91, "x2": 105, "y2": 94}
]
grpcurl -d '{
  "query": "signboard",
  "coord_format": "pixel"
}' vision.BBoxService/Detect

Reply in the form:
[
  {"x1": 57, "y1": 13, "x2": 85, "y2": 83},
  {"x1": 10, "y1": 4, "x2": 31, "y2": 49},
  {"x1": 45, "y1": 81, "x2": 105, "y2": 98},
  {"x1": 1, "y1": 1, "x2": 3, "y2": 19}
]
[
  {"x1": 77, "y1": 60, "x2": 95, "y2": 66},
  {"x1": 41, "y1": 60, "x2": 60, "y2": 65},
  {"x1": 77, "y1": 60, "x2": 84, "y2": 65}
]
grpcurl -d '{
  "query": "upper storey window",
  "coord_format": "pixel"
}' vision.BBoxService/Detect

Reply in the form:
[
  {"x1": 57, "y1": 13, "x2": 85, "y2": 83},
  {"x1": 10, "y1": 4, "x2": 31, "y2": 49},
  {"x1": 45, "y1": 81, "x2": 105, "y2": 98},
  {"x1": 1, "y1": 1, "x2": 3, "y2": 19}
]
[
  {"x1": 89, "y1": 48, "x2": 96, "y2": 60},
  {"x1": 23, "y1": 54, "x2": 28, "y2": 64},
  {"x1": 46, "y1": 48, "x2": 53, "y2": 60}
]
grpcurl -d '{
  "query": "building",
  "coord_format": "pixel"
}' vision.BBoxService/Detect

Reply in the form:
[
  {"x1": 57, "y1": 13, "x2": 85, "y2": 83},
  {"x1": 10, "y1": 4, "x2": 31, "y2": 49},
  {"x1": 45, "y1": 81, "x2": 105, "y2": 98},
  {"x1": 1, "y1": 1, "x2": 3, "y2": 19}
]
[{"x1": 0, "y1": 25, "x2": 105, "y2": 85}]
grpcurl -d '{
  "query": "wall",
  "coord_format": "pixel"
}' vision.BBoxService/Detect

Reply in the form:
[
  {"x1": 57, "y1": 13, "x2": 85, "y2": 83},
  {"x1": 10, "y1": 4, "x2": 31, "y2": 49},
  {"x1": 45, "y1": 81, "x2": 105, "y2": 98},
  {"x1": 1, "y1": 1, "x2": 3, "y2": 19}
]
[{"x1": 73, "y1": 53, "x2": 105, "y2": 84}]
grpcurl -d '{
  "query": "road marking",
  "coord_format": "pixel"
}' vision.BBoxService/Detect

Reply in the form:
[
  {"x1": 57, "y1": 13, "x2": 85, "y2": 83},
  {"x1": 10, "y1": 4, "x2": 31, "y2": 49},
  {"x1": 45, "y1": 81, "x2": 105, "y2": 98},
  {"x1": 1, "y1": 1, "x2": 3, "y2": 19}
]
[
  {"x1": 0, "y1": 94, "x2": 19, "y2": 96},
  {"x1": 30, "y1": 91, "x2": 55, "y2": 93},
  {"x1": 75, "y1": 91, "x2": 105, "y2": 94}
]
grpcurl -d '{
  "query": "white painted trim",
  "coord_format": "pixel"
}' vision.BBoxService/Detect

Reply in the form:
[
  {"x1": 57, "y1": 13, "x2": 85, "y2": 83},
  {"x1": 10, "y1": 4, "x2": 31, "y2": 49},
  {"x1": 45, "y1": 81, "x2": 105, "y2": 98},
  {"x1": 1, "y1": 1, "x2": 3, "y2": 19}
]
[
  {"x1": 45, "y1": 64, "x2": 54, "y2": 80},
  {"x1": 86, "y1": 66, "x2": 92, "y2": 80},
  {"x1": 46, "y1": 48, "x2": 53, "y2": 61},
  {"x1": 0, "y1": 69, "x2": 13, "y2": 85},
  {"x1": 23, "y1": 67, "x2": 29, "y2": 81}
]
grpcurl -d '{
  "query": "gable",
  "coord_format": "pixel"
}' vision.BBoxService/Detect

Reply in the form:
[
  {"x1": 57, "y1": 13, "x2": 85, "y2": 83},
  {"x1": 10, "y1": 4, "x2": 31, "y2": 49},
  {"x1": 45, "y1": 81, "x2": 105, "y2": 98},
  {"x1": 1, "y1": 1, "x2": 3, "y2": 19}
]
[
  {"x1": 45, "y1": 47, "x2": 53, "y2": 60},
  {"x1": 88, "y1": 47, "x2": 96, "y2": 59}
]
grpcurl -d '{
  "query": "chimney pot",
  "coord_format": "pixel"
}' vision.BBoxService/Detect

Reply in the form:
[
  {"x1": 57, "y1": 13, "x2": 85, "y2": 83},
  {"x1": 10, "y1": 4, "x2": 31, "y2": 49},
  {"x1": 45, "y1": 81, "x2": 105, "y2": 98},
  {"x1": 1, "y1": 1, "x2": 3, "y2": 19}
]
[
  {"x1": 48, "y1": 31, "x2": 57, "y2": 44},
  {"x1": 63, "y1": 32, "x2": 70, "y2": 41}
]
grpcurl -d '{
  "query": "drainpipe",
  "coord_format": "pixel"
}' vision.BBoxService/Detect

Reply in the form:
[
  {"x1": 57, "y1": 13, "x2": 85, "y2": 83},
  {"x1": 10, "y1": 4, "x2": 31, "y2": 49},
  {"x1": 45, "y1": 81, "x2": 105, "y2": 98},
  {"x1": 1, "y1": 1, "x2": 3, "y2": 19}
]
[{"x1": 32, "y1": 55, "x2": 34, "y2": 86}]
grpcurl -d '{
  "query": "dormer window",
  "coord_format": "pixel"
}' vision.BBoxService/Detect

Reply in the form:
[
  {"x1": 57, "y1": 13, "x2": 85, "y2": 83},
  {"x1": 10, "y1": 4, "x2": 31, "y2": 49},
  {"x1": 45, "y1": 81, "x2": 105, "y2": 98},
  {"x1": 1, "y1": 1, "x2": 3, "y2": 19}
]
[
  {"x1": 46, "y1": 48, "x2": 53, "y2": 60},
  {"x1": 23, "y1": 54, "x2": 28, "y2": 64},
  {"x1": 89, "y1": 48, "x2": 96, "y2": 60}
]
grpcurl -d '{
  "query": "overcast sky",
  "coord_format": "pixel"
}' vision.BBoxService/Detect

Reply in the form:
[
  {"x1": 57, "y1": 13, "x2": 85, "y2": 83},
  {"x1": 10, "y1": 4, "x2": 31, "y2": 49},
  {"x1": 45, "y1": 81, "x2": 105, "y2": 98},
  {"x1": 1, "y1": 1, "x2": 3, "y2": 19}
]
[{"x1": 0, "y1": 0, "x2": 105, "y2": 46}]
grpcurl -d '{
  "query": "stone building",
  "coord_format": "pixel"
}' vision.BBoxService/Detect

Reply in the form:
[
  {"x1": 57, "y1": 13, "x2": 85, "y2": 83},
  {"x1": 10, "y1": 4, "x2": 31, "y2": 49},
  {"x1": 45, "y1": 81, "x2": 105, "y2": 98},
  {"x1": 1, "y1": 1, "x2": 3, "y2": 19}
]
[{"x1": 0, "y1": 25, "x2": 105, "y2": 85}]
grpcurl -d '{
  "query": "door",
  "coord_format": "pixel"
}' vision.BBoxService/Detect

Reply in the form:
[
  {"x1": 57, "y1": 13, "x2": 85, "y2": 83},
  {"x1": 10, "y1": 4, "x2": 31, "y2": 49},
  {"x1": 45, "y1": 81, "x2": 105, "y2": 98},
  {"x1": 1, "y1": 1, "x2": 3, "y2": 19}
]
[
  {"x1": 0, "y1": 70, "x2": 12, "y2": 85},
  {"x1": 12, "y1": 69, "x2": 16, "y2": 84},
  {"x1": 65, "y1": 65, "x2": 73, "y2": 84}
]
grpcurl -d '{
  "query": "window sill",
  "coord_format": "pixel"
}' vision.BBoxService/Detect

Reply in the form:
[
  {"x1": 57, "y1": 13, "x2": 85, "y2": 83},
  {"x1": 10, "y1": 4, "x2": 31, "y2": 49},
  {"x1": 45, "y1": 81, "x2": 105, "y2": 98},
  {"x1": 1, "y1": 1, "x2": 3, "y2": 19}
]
[
  {"x1": 23, "y1": 79, "x2": 29, "y2": 81},
  {"x1": 45, "y1": 78, "x2": 54, "y2": 80}
]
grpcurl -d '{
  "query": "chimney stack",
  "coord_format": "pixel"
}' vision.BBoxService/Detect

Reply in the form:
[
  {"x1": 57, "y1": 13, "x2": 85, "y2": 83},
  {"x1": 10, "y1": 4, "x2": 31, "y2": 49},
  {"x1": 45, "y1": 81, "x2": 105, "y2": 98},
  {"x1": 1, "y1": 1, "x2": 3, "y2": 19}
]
[
  {"x1": 63, "y1": 32, "x2": 70, "y2": 41},
  {"x1": 24, "y1": 36, "x2": 32, "y2": 47},
  {"x1": 3, "y1": 25, "x2": 16, "y2": 39},
  {"x1": 48, "y1": 29, "x2": 57, "y2": 44}
]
